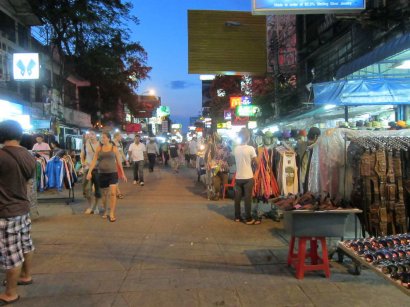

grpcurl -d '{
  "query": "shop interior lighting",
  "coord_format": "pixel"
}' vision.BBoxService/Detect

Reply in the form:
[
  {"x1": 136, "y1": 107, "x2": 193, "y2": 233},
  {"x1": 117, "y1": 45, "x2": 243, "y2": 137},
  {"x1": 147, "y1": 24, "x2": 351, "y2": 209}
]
[
  {"x1": 324, "y1": 104, "x2": 337, "y2": 110},
  {"x1": 394, "y1": 60, "x2": 410, "y2": 69}
]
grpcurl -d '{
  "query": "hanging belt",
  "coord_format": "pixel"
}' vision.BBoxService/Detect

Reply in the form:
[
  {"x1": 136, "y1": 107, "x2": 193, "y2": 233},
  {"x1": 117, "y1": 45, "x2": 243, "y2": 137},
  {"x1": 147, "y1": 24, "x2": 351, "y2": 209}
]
[
  {"x1": 393, "y1": 150, "x2": 407, "y2": 233},
  {"x1": 375, "y1": 149, "x2": 388, "y2": 236}
]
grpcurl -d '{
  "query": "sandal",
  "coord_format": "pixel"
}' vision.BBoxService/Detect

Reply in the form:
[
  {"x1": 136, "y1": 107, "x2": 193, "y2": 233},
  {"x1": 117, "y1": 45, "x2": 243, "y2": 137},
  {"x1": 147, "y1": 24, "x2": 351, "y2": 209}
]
[
  {"x1": 84, "y1": 208, "x2": 93, "y2": 214},
  {"x1": 245, "y1": 219, "x2": 256, "y2": 225},
  {"x1": 102, "y1": 215, "x2": 108, "y2": 219},
  {"x1": 234, "y1": 218, "x2": 242, "y2": 222},
  {"x1": 117, "y1": 194, "x2": 124, "y2": 199},
  {"x1": 108, "y1": 216, "x2": 117, "y2": 222},
  {"x1": 254, "y1": 220, "x2": 262, "y2": 225}
]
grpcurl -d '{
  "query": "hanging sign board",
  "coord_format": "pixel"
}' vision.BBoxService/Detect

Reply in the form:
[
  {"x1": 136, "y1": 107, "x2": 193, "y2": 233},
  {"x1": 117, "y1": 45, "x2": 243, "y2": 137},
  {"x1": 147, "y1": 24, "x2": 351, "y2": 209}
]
[
  {"x1": 224, "y1": 109, "x2": 233, "y2": 120},
  {"x1": 252, "y1": 0, "x2": 365, "y2": 15},
  {"x1": 13, "y1": 53, "x2": 40, "y2": 80},
  {"x1": 236, "y1": 105, "x2": 260, "y2": 117},
  {"x1": 230, "y1": 96, "x2": 252, "y2": 108}
]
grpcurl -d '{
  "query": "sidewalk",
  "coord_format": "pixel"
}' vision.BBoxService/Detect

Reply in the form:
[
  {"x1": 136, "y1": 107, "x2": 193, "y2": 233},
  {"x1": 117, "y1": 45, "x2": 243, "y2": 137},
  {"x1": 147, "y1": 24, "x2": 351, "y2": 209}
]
[{"x1": 3, "y1": 165, "x2": 409, "y2": 306}]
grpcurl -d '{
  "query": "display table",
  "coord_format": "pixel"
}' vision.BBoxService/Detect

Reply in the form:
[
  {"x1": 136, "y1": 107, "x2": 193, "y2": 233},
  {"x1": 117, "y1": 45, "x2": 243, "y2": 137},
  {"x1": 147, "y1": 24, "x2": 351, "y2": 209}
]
[
  {"x1": 284, "y1": 209, "x2": 362, "y2": 279},
  {"x1": 338, "y1": 242, "x2": 410, "y2": 296},
  {"x1": 284, "y1": 209, "x2": 362, "y2": 237}
]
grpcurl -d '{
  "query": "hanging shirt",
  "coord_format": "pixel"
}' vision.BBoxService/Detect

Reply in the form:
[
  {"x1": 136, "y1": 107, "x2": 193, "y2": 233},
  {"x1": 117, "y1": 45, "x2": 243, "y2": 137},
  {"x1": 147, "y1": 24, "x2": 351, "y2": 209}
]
[{"x1": 234, "y1": 145, "x2": 257, "y2": 180}]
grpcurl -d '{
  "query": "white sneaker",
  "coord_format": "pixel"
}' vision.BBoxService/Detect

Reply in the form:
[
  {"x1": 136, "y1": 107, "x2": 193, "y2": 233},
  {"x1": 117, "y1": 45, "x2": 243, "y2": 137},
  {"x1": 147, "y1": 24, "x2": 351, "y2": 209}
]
[
  {"x1": 140, "y1": 182, "x2": 144, "y2": 186},
  {"x1": 93, "y1": 208, "x2": 100, "y2": 215},
  {"x1": 133, "y1": 180, "x2": 137, "y2": 185}
]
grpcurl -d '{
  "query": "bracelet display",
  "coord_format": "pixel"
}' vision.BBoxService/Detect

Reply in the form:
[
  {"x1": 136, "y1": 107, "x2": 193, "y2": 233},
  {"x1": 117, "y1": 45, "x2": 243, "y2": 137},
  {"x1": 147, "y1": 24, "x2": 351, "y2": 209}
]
[{"x1": 342, "y1": 234, "x2": 410, "y2": 288}]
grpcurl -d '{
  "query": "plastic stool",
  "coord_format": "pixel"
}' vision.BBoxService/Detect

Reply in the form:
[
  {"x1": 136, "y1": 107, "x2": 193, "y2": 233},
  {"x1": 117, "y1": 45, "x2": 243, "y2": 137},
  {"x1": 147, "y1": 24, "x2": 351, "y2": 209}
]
[{"x1": 287, "y1": 236, "x2": 330, "y2": 279}]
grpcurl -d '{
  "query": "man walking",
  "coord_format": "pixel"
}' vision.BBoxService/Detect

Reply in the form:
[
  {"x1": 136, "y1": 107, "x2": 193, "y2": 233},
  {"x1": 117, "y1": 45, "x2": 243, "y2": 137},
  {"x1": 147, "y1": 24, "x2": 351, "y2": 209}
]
[
  {"x1": 128, "y1": 135, "x2": 147, "y2": 186},
  {"x1": 0, "y1": 120, "x2": 36, "y2": 304},
  {"x1": 146, "y1": 137, "x2": 159, "y2": 172},
  {"x1": 188, "y1": 136, "x2": 198, "y2": 168},
  {"x1": 168, "y1": 139, "x2": 180, "y2": 173}
]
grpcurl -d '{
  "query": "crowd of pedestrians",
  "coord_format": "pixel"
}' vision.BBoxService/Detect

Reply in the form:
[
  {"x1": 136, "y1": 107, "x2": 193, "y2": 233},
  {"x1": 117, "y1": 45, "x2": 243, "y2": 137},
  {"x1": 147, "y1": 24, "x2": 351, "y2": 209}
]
[{"x1": 0, "y1": 120, "x2": 261, "y2": 303}]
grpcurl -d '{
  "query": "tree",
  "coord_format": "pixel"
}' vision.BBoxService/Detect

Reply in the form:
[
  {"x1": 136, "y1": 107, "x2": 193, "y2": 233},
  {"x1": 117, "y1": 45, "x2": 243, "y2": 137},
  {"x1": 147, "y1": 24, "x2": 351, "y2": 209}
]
[{"x1": 28, "y1": 0, "x2": 151, "y2": 123}]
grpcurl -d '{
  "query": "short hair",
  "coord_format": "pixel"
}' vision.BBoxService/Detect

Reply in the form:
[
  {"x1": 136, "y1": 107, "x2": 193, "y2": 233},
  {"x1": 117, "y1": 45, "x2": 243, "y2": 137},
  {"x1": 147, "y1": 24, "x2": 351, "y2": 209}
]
[
  {"x1": 113, "y1": 132, "x2": 121, "y2": 138},
  {"x1": 0, "y1": 120, "x2": 23, "y2": 142},
  {"x1": 135, "y1": 135, "x2": 141, "y2": 138},
  {"x1": 307, "y1": 127, "x2": 321, "y2": 141},
  {"x1": 238, "y1": 128, "x2": 250, "y2": 144}
]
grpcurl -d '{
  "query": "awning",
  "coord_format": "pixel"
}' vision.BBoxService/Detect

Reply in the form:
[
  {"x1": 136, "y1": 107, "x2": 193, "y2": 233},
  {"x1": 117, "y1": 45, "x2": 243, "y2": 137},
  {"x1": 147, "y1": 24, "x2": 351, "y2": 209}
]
[
  {"x1": 313, "y1": 78, "x2": 410, "y2": 105},
  {"x1": 335, "y1": 32, "x2": 410, "y2": 79}
]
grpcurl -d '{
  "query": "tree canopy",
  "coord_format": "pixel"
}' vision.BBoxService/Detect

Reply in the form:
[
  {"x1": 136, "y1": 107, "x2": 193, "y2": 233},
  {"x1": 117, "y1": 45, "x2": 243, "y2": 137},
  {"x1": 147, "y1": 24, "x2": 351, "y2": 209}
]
[{"x1": 28, "y1": 0, "x2": 151, "y2": 123}]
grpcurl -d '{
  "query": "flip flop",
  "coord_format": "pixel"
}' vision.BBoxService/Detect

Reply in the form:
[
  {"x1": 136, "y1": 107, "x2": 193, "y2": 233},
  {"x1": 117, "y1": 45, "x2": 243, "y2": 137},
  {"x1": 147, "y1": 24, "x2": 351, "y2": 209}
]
[
  {"x1": 245, "y1": 219, "x2": 256, "y2": 225},
  {"x1": 0, "y1": 295, "x2": 20, "y2": 305},
  {"x1": 3, "y1": 279, "x2": 33, "y2": 286},
  {"x1": 108, "y1": 216, "x2": 117, "y2": 222},
  {"x1": 117, "y1": 194, "x2": 124, "y2": 199}
]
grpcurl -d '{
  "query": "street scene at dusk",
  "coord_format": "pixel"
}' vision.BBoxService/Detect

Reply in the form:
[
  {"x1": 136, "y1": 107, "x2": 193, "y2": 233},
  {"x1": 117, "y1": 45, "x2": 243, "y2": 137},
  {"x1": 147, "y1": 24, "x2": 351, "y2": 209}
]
[{"x1": 0, "y1": 0, "x2": 410, "y2": 306}]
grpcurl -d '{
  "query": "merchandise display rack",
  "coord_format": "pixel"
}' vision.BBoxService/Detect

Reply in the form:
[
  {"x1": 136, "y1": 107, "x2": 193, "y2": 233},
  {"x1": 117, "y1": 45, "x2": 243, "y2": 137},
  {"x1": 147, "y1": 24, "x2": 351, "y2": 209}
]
[
  {"x1": 37, "y1": 188, "x2": 75, "y2": 205},
  {"x1": 338, "y1": 238, "x2": 410, "y2": 296}
]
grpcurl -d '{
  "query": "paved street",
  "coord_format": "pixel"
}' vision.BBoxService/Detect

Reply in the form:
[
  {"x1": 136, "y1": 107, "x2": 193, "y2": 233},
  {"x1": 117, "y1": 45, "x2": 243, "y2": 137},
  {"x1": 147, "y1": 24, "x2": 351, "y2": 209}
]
[{"x1": 3, "y1": 166, "x2": 409, "y2": 306}]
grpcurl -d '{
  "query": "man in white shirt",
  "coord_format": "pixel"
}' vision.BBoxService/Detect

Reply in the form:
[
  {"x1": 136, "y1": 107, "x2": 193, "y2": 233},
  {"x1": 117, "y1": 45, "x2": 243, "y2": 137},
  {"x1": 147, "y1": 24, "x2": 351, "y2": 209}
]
[
  {"x1": 233, "y1": 128, "x2": 258, "y2": 225},
  {"x1": 32, "y1": 135, "x2": 51, "y2": 160},
  {"x1": 188, "y1": 137, "x2": 198, "y2": 168},
  {"x1": 128, "y1": 135, "x2": 147, "y2": 186}
]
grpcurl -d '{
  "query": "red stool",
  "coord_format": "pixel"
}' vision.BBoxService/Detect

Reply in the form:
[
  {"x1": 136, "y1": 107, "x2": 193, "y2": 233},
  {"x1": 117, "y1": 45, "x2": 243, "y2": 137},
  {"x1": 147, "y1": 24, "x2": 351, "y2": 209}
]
[{"x1": 287, "y1": 236, "x2": 330, "y2": 279}]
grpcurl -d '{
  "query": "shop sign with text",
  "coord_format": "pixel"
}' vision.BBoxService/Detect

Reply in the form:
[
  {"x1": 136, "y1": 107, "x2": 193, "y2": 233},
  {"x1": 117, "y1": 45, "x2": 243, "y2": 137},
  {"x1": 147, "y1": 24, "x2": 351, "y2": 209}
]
[
  {"x1": 230, "y1": 96, "x2": 252, "y2": 108},
  {"x1": 235, "y1": 105, "x2": 260, "y2": 117}
]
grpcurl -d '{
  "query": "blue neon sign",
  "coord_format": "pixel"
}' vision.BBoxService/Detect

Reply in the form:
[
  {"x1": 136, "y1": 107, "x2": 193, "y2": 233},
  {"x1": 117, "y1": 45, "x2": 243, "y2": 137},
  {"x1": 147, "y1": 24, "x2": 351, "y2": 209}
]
[{"x1": 253, "y1": 0, "x2": 365, "y2": 14}]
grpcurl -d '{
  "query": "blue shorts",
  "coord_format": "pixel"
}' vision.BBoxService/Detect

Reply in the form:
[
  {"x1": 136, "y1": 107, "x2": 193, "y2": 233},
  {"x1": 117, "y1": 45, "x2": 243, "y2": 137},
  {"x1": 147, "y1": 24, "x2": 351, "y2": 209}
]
[
  {"x1": 99, "y1": 172, "x2": 118, "y2": 188},
  {"x1": 0, "y1": 214, "x2": 35, "y2": 270}
]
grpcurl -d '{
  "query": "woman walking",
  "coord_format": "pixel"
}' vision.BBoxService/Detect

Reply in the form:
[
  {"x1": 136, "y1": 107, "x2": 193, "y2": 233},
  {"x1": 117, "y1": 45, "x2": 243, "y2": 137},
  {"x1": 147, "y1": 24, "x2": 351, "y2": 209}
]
[{"x1": 87, "y1": 132, "x2": 127, "y2": 222}]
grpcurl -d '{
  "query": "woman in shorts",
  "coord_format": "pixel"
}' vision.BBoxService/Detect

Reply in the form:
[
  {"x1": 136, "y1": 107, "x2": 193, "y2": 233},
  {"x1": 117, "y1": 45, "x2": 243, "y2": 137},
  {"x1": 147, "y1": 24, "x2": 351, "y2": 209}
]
[{"x1": 87, "y1": 132, "x2": 127, "y2": 222}]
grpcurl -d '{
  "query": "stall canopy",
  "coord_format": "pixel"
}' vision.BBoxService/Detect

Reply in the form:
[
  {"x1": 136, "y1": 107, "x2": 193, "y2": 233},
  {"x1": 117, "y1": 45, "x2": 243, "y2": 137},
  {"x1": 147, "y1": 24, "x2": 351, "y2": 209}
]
[{"x1": 313, "y1": 78, "x2": 410, "y2": 106}]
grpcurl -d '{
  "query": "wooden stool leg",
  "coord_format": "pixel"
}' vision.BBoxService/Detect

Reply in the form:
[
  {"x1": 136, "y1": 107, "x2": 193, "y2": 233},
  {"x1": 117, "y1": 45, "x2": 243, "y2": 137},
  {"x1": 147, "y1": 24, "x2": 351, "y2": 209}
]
[
  {"x1": 287, "y1": 236, "x2": 295, "y2": 266},
  {"x1": 320, "y1": 238, "x2": 331, "y2": 278},
  {"x1": 310, "y1": 238, "x2": 319, "y2": 265},
  {"x1": 296, "y1": 238, "x2": 307, "y2": 279}
]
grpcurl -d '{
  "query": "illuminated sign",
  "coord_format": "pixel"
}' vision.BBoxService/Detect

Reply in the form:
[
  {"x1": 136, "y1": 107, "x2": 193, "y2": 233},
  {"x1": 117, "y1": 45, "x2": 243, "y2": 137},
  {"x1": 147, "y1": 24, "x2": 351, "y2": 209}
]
[
  {"x1": 217, "y1": 122, "x2": 228, "y2": 129},
  {"x1": 248, "y1": 121, "x2": 258, "y2": 129},
  {"x1": 230, "y1": 96, "x2": 252, "y2": 108},
  {"x1": 224, "y1": 109, "x2": 233, "y2": 120},
  {"x1": 157, "y1": 106, "x2": 170, "y2": 117},
  {"x1": 252, "y1": 0, "x2": 365, "y2": 15},
  {"x1": 13, "y1": 53, "x2": 40, "y2": 80},
  {"x1": 236, "y1": 105, "x2": 260, "y2": 117}
]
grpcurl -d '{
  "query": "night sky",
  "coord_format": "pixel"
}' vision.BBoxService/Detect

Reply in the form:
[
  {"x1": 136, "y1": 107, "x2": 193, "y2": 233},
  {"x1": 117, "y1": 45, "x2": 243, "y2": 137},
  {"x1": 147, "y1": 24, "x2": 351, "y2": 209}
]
[{"x1": 131, "y1": 0, "x2": 251, "y2": 131}]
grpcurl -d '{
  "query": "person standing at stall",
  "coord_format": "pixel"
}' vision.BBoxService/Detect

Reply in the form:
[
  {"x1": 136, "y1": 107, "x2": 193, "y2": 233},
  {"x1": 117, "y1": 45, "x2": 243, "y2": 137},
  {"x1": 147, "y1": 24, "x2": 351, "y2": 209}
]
[
  {"x1": 146, "y1": 137, "x2": 159, "y2": 172},
  {"x1": 86, "y1": 132, "x2": 127, "y2": 222},
  {"x1": 234, "y1": 128, "x2": 258, "y2": 225},
  {"x1": 32, "y1": 134, "x2": 51, "y2": 160},
  {"x1": 128, "y1": 135, "x2": 147, "y2": 186},
  {"x1": 113, "y1": 132, "x2": 128, "y2": 199},
  {"x1": 0, "y1": 120, "x2": 36, "y2": 304},
  {"x1": 81, "y1": 129, "x2": 102, "y2": 214}
]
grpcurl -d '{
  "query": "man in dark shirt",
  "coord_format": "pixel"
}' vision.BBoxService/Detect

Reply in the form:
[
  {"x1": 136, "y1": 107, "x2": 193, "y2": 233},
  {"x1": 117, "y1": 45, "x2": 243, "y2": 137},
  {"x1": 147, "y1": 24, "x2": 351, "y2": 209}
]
[
  {"x1": 0, "y1": 120, "x2": 36, "y2": 304},
  {"x1": 168, "y1": 139, "x2": 180, "y2": 173}
]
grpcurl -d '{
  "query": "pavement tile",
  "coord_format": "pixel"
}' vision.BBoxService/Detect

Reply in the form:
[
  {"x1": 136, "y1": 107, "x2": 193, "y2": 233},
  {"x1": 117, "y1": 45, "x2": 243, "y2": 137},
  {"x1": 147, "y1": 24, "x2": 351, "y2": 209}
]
[
  {"x1": 197, "y1": 288, "x2": 241, "y2": 307},
  {"x1": 121, "y1": 288, "x2": 200, "y2": 307}
]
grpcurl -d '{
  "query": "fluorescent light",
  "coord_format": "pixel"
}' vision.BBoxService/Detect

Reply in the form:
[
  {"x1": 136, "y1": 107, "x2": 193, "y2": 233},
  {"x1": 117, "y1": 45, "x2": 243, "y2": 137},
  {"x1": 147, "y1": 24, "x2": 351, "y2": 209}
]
[
  {"x1": 200, "y1": 75, "x2": 215, "y2": 81},
  {"x1": 324, "y1": 104, "x2": 336, "y2": 110},
  {"x1": 395, "y1": 60, "x2": 410, "y2": 69}
]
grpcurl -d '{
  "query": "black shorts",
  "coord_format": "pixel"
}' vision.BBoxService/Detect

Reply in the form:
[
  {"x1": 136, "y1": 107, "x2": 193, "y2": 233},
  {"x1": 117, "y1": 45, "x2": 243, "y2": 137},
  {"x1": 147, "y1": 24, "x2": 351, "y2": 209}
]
[
  {"x1": 99, "y1": 172, "x2": 118, "y2": 188},
  {"x1": 190, "y1": 154, "x2": 197, "y2": 161},
  {"x1": 185, "y1": 154, "x2": 190, "y2": 162}
]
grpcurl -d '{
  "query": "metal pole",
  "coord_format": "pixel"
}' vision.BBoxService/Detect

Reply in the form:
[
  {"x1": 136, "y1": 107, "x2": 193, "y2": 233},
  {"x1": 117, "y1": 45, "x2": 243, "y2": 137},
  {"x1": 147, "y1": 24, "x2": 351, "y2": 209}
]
[{"x1": 344, "y1": 106, "x2": 349, "y2": 122}]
